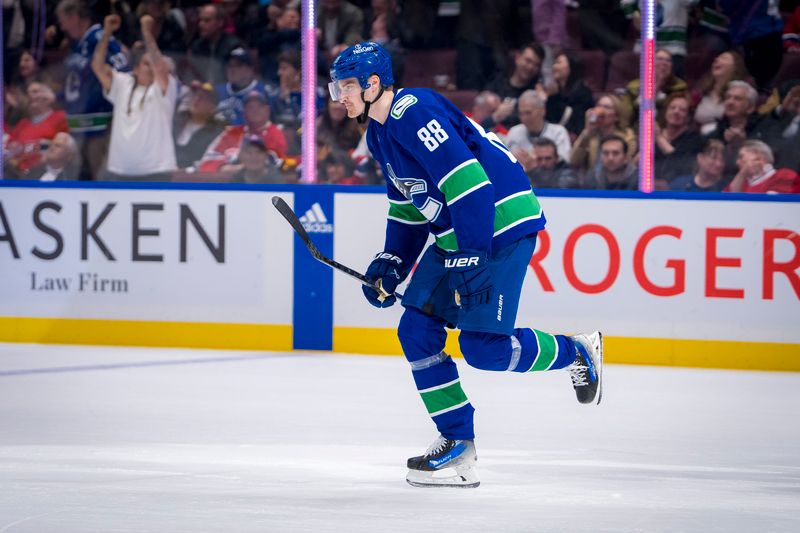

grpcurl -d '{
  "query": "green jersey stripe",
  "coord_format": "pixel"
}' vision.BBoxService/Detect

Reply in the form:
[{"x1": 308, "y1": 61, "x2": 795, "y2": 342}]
[
  {"x1": 447, "y1": 180, "x2": 491, "y2": 205},
  {"x1": 388, "y1": 201, "x2": 428, "y2": 223},
  {"x1": 437, "y1": 158, "x2": 478, "y2": 189},
  {"x1": 493, "y1": 192, "x2": 542, "y2": 235},
  {"x1": 420, "y1": 381, "x2": 469, "y2": 415},
  {"x1": 438, "y1": 161, "x2": 491, "y2": 203}
]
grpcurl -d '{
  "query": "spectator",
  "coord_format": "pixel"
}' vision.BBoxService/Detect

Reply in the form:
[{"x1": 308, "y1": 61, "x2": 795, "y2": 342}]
[
  {"x1": 756, "y1": 81, "x2": 800, "y2": 171},
  {"x1": 4, "y1": 83, "x2": 69, "y2": 176},
  {"x1": 254, "y1": 5, "x2": 301, "y2": 83},
  {"x1": 691, "y1": 50, "x2": 749, "y2": 134},
  {"x1": 231, "y1": 134, "x2": 285, "y2": 184},
  {"x1": 670, "y1": 138, "x2": 727, "y2": 192},
  {"x1": 716, "y1": 0, "x2": 784, "y2": 93},
  {"x1": 621, "y1": 49, "x2": 688, "y2": 125},
  {"x1": 369, "y1": 11, "x2": 405, "y2": 87},
  {"x1": 705, "y1": 81, "x2": 763, "y2": 162},
  {"x1": 20, "y1": 132, "x2": 81, "y2": 181},
  {"x1": 570, "y1": 93, "x2": 637, "y2": 174},
  {"x1": 654, "y1": 93, "x2": 703, "y2": 187},
  {"x1": 466, "y1": 90, "x2": 508, "y2": 136},
  {"x1": 785, "y1": 6, "x2": 800, "y2": 53},
  {"x1": 725, "y1": 140, "x2": 800, "y2": 194},
  {"x1": 4, "y1": 50, "x2": 61, "y2": 127},
  {"x1": 93, "y1": 14, "x2": 178, "y2": 181},
  {"x1": 216, "y1": 47, "x2": 267, "y2": 125},
  {"x1": 583, "y1": 135, "x2": 639, "y2": 190},
  {"x1": 188, "y1": 3, "x2": 244, "y2": 85},
  {"x1": 318, "y1": 0, "x2": 365, "y2": 59},
  {"x1": 531, "y1": 0, "x2": 567, "y2": 87},
  {"x1": 622, "y1": 0, "x2": 698, "y2": 77},
  {"x1": 319, "y1": 149, "x2": 362, "y2": 185},
  {"x1": 544, "y1": 52, "x2": 594, "y2": 138},
  {"x1": 57, "y1": 0, "x2": 129, "y2": 180},
  {"x1": 485, "y1": 41, "x2": 545, "y2": 128},
  {"x1": 198, "y1": 89, "x2": 288, "y2": 173},
  {"x1": 505, "y1": 90, "x2": 571, "y2": 170},
  {"x1": 133, "y1": 0, "x2": 187, "y2": 62},
  {"x1": 267, "y1": 50, "x2": 326, "y2": 153},
  {"x1": 174, "y1": 81, "x2": 226, "y2": 169},
  {"x1": 317, "y1": 100, "x2": 363, "y2": 153},
  {"x1": 526, "y1": 137, "x2": 580, "y2": 189}
]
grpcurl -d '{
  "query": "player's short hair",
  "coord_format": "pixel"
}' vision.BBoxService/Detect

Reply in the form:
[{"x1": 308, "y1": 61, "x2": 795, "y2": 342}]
[
  {"x1": 740, "y1": 140, "x2": 774, "y2": 164},
  {"x1": 599, "y1": 134, "x2": 628, "y2": 154},
  {"x1": 56, "y1": 0, "x2": 91, "y2": 20}
]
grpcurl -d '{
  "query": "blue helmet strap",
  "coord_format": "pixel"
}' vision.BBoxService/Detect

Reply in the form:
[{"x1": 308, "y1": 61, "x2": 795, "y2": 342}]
[{"x1": 357, "y1": 85, "x2": 385, "y2": 124}]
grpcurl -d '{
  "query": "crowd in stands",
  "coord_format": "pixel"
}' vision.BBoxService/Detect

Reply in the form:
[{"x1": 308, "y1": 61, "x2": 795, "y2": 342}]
[{"x1": 2, "y1": 0, "x2": 799, "y2": 193}]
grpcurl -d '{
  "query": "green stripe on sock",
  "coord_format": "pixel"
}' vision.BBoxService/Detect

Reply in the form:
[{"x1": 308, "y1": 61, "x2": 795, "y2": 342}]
[
  {"x1": 420, "y1": 381, "x2": 468, "y2": 414},
  {"x1": 438, "y1": 161, "x2": 491, "y2": 204},
  {"x1": 494, "y1": 192, "x2": 542, "y2": 235},
  {"x1": 530, "y1": 330, "x2": 557, "y2": 372},
  {"x1": 388, "y1": 201, "x2": 427, "y2": 223}
]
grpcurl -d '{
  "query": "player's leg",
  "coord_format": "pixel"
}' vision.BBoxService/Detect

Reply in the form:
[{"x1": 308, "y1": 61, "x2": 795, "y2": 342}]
[
  {"x1": 457, "y1": 235, "x2": 603, "y2": 404},
  {"x1": 397, "y1": 246, "x2": 479, "y2": 488}
]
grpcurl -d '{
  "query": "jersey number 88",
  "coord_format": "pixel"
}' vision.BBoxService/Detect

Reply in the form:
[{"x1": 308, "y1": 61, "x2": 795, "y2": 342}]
[{"x1": 417, "y1": 119, "x2": 450, "y2": 152}]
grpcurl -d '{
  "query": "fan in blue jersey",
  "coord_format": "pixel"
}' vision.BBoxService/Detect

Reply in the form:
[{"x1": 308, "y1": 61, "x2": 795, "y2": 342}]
[{"x1": 329, "y1": 42, "x2": 604, "y2": 489}]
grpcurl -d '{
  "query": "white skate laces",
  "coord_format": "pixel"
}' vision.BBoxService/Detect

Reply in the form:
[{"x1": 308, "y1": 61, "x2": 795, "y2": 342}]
[{"x1": 567, "y1": 331, "x2": 604, "y2": 405}]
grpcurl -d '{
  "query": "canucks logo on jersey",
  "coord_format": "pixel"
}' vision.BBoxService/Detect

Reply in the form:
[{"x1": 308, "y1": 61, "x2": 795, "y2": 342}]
[{"x1": 386, "y1": 164, "x2": 443, "y2": 222}]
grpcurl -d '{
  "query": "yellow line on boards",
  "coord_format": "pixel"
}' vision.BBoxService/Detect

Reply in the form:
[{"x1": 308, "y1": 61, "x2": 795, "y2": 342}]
[
  {"x1": 333, "y1": 327, "x2": 800, "y2": 372},
  {"x1": 0, "y1": 317, "x2": 292, "y2": 351}
]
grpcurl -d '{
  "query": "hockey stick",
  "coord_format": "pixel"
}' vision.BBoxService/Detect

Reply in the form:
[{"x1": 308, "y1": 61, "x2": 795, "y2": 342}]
[{"x1": 271, "y1": 196, "x2": 401, "y2": 302}]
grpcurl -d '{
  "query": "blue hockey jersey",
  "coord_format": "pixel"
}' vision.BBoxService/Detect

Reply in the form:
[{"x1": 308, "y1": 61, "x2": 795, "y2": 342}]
[
  {"x1": 64, "y1": 24, "x2": 129, "y2": 135},
  {"x1": 366, "y1": 88, "x2": 546, "y2": 270}
]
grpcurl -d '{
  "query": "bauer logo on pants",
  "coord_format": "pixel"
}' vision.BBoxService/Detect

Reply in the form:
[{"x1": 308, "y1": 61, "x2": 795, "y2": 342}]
[{"x1": 299, "y1": 203, "x2": 333, "y2": 233}]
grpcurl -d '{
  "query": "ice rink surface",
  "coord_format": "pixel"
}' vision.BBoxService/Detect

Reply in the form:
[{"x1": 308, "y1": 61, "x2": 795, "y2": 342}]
[{"x1": 0, "y1": 343, "x2": 798, "y2": 533}]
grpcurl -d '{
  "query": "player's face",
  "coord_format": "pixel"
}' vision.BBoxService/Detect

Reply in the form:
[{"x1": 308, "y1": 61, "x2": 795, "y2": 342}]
[{"x1": 331, "y1": 78, "x2": 365, "y2": 118}]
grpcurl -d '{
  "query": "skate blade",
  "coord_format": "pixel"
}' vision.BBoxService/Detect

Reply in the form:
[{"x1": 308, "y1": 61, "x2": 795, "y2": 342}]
[
  {"x1": 406, "y1": 467, "x2": 480, "y2": 489},
  {"x1": 594, "y1": 331, "x2": 603, "y2": 406}
]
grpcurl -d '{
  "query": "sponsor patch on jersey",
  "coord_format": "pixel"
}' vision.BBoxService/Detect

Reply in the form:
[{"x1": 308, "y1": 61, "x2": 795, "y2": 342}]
[{"x1": 391, "y1": 95, "x2": 418, "y2": 119}]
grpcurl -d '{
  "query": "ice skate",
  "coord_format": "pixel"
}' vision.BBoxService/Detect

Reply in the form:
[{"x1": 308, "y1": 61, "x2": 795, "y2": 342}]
[
  {"x1": 566, "y1": 331, "x2": 603, "y2": 405},
  {"x1": 406, "y1": 435, "x2": 480, "y2": 488}
]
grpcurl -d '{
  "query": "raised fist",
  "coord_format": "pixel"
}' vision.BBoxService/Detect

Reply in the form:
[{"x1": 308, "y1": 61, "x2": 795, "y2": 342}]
[
  {"x1": 140, "y1": 14, "x2": 155, "y2": 34},
  {"x1": 103, "y1": 14, "x2": 121, "y2": 34}
]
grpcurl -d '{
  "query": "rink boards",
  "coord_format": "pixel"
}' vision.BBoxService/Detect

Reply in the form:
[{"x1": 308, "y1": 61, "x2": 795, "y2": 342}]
[{"x1": 0, "y1": 183, "x2": 798, "y2": 370}]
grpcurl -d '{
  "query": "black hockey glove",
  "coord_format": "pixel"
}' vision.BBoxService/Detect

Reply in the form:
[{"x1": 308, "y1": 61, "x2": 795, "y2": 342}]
[
  {"x1": 363, "y1": 252, "x2": 405, "y2": 308},
  {"x1": 445, "y1": 249, "x2": 493, "y2": 311}
]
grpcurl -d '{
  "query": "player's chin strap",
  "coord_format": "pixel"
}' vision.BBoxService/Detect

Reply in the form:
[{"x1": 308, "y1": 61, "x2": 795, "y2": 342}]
[{"x1": 357, "y1": 85, "x2": 386, "y2": 124}]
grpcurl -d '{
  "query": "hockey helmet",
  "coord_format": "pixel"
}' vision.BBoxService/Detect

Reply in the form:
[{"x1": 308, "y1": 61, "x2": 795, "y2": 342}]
[{"x1": 328, "y1": 41, "x2": 394, "y2": 101}]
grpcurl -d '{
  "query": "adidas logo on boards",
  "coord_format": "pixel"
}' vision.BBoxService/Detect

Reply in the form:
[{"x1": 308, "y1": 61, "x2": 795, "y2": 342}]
[{"x1": 299, "y1": 202, "x2": 333, "y2": 233}]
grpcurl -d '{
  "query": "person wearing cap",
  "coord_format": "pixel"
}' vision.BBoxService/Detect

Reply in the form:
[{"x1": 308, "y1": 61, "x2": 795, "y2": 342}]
[
  {"x1": 197, "y1": 88, "x2": 288, "y2": 173},
  {"x1": 215, "y1": 47, "x2": 267, "y2": 125},
  {"x1": 231, "y1": 134, "x2": 284, "y2": 184},
  {"x1": 174, "y1": 81, "x2": 227, "y2": 169}
]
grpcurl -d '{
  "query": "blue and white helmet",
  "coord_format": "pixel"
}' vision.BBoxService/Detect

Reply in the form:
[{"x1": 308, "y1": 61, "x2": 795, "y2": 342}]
[{"x1": 328, "y1": 41, "x2": 394, "y2": 101}]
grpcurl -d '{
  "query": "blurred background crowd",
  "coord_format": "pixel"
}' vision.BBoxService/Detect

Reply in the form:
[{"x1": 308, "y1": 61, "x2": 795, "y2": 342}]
[{"x1": 2, "y1": 0, "x2": 799, "y2": 193}]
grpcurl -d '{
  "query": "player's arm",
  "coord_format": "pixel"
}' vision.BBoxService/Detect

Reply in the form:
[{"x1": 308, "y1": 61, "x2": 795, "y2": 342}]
[
  {"x1": 92, "y1": 15, "x2": 119, "y2": 94},
  {"x1": 393, "y1": 103, "x2": 495, "y2": 254},
  {"x1": 139, "y1": 14, "x2": 170, "y2": 93},
  {"x1": 384, "y1": 184, "x2": 430, "y2": 276}
]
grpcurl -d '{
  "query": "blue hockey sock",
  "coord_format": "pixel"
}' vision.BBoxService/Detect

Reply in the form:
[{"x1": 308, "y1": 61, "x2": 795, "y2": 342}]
[{"x1": 512, "y1": 328, "x2": 577, "y2": 372}]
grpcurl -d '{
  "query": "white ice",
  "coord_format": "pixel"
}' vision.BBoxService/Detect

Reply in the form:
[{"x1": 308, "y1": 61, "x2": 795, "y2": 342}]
[{"x1": 0, "y1": 343, "x2": 798, "y2": 533}]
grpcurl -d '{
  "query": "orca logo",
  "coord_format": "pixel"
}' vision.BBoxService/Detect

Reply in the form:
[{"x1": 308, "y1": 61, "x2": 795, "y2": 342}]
[{"x1": 299, "y1": 203, "x2": 333, "y2": 233}]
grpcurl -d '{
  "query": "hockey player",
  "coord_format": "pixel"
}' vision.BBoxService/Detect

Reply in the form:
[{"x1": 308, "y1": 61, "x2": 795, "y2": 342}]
[{"x1": 328, "y1": 42, "x2": 603, "y2": 489}]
